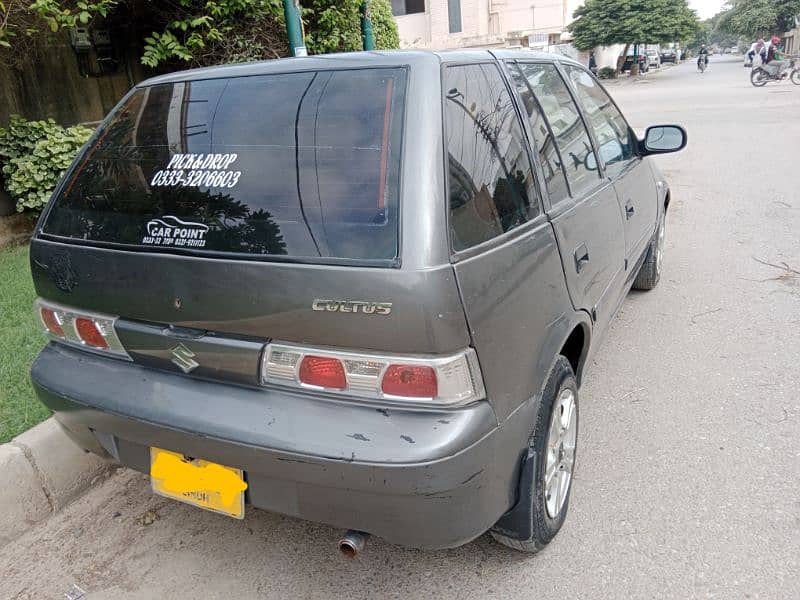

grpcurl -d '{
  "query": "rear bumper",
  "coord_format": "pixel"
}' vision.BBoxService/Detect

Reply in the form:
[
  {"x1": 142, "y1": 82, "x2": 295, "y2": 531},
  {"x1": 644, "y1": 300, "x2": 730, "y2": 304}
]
[{"x1": 32, "y1": 343, "x2": 534, "y2": 549}]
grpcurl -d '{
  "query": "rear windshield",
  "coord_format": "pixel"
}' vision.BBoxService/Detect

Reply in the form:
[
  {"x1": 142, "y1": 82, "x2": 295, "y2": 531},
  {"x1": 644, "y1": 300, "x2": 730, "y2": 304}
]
[{"x1": 41, "y1": 68, "x2": 407, "y2": 262}]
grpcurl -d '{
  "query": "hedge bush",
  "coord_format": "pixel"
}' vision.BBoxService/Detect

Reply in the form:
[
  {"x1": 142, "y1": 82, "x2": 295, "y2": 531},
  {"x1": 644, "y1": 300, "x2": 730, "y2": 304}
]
[
  {"x1": 0, "y1": 116, "x2": 92, "y2": 213},
  {"x1": 597, "y1": 66, "x2": 617, "y2": 79},
  {"x1": 305, "y1": 0, "x2": 399, "y2": 54}
]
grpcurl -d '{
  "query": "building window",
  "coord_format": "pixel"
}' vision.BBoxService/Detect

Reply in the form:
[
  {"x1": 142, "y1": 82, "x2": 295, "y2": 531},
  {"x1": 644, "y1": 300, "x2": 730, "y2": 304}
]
[
  {"x1": 447, "y1": 0, "x2": 462, "y2": 33},
  {"x1": 391, "y1": 0, "x2": 425, "y2": 16}
]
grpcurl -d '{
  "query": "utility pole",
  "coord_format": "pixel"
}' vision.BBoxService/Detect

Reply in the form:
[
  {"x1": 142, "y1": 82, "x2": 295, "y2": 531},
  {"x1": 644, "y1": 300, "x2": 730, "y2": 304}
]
[
  {"x1": 361, "y1": 1, "x2": 376, "y2": 50},
  {"x1": 282, "y1": 0, "x2": 307, "y2": 57}
]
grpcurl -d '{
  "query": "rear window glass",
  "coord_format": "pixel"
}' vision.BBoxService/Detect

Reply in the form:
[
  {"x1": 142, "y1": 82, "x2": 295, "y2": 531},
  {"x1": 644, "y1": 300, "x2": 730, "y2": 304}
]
[{"x1": 41, "y1": 68, "x2": 407, "y2": 262}]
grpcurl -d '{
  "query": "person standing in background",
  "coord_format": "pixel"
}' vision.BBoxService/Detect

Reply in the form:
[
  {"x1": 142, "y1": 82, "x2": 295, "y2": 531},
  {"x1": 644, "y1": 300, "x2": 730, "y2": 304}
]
[{"x1": 588, "y1": 51, "x2": 597, "y2": 75}]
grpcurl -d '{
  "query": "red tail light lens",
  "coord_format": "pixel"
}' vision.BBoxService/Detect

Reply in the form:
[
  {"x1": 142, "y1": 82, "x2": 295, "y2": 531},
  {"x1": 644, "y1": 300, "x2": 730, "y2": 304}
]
[
  {"x1": 298, "y1": 356, "x2": 347, "y2": 390},
  {"x1": 381, "y1": 365, "x2": 438, "y2": 398},
  {"x1": 40, "y1": 308, "x2": 65, "y2": 337},
  {"x1": 75, "y1": 318, "x2": 109, "y2": 349}
]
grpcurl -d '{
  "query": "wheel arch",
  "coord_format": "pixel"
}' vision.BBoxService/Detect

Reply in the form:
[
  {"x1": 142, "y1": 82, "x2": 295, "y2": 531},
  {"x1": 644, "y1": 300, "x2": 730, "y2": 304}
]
[{"x1": 558, "y1": 316, "x2": 592, "y2": 386}]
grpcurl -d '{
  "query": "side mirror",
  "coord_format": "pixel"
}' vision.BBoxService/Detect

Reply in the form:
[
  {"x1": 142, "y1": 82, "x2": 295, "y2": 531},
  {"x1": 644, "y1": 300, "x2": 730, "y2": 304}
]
[{"x1": 641, "y1": 125, "x2": 687, "y2": 156}]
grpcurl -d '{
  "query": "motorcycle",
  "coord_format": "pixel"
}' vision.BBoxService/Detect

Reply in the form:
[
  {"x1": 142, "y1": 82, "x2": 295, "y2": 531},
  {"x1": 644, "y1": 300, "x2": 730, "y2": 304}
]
[
  {"x1": 751, "y1": 58, "x2": 799, "y2": 86},
  {"x1": 697, "y1": 56, "x2": 707, "y2": 73}
]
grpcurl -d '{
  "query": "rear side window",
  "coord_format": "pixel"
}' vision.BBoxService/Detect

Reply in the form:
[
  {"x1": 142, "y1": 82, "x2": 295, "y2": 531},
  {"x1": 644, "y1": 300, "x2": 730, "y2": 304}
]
[
  {"x1": 515, "y1": 63, "x2": 600, "y2": 199},
  {"x1": 445, "y1": 63, "x2": 538, "y2": 252},
  {"x1": 41, "y1": 68, "x2": 407, "y2": 262}
]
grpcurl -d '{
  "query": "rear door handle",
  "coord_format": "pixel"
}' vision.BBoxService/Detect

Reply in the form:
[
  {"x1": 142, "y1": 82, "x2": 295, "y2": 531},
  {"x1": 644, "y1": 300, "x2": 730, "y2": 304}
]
[
  {"x1": 574, "y1": 243, "x2": 590, "y2": 273},
  {"x1": 625, "y1": 200, "x2": 635, "y2": 220}
]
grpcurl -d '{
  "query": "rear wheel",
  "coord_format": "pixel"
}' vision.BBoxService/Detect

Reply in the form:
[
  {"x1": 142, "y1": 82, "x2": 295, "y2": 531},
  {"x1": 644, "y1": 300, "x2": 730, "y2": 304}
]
[
  {"x1": 633, "y1": 215, "x2": 665, "y2": 291},
  {"x1": 751, "y1": 67, "x2": 768, "y2": 86},
  {"x1": 490, "y1": 357, "x2": 578, "y2": 553},
  {"x1": 791, "y1": 69, "x2": 800, "y2": 85}
]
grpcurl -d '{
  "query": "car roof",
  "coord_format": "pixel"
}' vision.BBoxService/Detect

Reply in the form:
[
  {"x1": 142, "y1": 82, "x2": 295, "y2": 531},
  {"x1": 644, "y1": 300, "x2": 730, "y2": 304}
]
[{"x1": 138, "y1": 49, "x2": 581, "y2": 87}]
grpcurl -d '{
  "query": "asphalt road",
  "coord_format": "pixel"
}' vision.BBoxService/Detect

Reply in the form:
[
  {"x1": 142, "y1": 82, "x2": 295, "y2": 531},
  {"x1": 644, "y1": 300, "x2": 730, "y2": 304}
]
[{"x1": 1, "y1": 56, "x2": 798, "y2": 600}]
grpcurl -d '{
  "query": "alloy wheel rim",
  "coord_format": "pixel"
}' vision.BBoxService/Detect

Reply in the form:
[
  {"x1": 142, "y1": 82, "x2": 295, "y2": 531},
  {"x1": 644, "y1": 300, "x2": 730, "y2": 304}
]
[{"x1": 545, "y1": 387, "x2": 578, "y2": 519}]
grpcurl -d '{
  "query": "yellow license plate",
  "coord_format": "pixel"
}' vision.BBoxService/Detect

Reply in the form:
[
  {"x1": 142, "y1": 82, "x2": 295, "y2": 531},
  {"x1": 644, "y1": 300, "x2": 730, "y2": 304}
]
[{"x1": 150, "y1": 447, "x2": 247, "y2": 519}]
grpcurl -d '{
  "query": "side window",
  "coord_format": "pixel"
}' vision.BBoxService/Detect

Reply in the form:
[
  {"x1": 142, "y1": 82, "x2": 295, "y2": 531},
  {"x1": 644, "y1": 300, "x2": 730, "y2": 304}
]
[
  {"x1": 508, "y1": 62, "x2": 570, "y2": 205},
  {"x1": 563, "y1": 65, "x2": 635, "y2": 171},
  {"x1": 445, "y1": 63, "x2": 539, "y2": 252},
  {"x1": 514, "y1": 63, "x2": 600, "y2": 199}
]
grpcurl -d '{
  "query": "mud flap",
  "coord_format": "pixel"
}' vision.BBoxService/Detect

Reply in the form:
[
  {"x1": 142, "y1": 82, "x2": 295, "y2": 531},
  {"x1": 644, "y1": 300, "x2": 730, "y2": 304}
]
[{"x1": 491, "y1": 446, "x2": 537, "y2": 540}]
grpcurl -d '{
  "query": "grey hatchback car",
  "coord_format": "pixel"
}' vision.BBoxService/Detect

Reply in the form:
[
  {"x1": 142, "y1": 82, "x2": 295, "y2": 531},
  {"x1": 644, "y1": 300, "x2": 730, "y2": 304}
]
[{"x1": 29, "y1": 49, "x2": 686, "y2": 553}]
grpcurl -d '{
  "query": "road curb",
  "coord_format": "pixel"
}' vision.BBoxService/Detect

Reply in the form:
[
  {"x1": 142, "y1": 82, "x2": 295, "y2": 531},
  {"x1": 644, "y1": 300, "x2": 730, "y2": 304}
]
[{"x1": 0, "y1": 417, "x2": 112, "y2": 547}]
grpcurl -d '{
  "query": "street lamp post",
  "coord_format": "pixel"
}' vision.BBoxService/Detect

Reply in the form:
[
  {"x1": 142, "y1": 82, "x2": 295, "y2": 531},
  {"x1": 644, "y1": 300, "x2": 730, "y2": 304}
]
[
  {"x1": 361, "y1": 1, "x2": 376, "y2": 50},
  {"x1": 282, "y1": 0, "x2": 307, "y2": 57}
]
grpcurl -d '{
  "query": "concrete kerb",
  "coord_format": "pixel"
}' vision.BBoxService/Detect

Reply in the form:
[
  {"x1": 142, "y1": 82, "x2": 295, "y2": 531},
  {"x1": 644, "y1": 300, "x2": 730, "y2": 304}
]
[
  {"x1": 603, "y1": 62, "x2": 679, "y2": 86},
  {"x1": 0, "y1": 417, "x2": 112, "y2": 546}
]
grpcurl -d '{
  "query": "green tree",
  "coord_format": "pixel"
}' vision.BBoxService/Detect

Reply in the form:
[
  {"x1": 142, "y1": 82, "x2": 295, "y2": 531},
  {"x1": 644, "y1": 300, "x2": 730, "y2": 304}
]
[
  {"x1": 0, "y1": 0, "x2": 116, "y2": 67},
  {"x1": 142, "y1": 0, "x2": 399, "y2": 67},
  {"x1": 714, "y1": 0, "x2": 800, "y2": 40},
  {"x1": 304, "y1": 0, "x2": 399, "y2": 54},
  {"x1": 1, "y1": 0, "x2": 400, "y2": 70},
  {"x1": 569, "y1": 0, "x2": 700, "y2": 73},
  {"x1": 688, "y1": 13, "x2": 741, "y2": 50},
  {"x1": 139, "y1": 0, "x2": 288, "y2": 67}
]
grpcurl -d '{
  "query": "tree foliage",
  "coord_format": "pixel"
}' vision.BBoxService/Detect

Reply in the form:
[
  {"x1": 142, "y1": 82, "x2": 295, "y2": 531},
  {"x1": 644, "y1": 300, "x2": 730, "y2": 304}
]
[
  {"x1": 139, "y1": 0, "x2": 288, "y2": 67},
  {"x1": 568, "y1": 0, "x2": 700, "y2": 51},
  {"x1": 714, "y1": 0, "x2": 800, "y2": 40},
  {"x1": 141, "y1": 0, "x2": 399, "y2": 67},
  {"x1": 0, "y1": 0, "x2": 400, "y2": 70},
  {"x1": 304, "y1": 0, "x2": 399, "y2": 54},
  {"x1": 687, "y1": 11, "x2": 743, "y2": 50},
  {"x1": 0, "y1": 0, "x2": 116, "y2": 67}
]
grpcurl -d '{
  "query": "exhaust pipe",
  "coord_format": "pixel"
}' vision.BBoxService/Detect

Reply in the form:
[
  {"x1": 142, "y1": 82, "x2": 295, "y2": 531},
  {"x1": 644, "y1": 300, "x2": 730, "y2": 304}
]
[{"x1": 338, "y1": 530, "x2": 369, "y2": 557}]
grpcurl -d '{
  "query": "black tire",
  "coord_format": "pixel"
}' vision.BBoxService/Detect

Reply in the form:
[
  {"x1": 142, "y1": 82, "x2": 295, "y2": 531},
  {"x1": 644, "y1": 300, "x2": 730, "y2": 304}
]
[
  {"x1": 791, "y1": 69, "x2": 800, "y2": 85},
  {"x1": 490, "y1": 356, "x2": 579, "y2": 553},
  {"x1": 632, "y1": 215, "x2": 665, "y2": 291},
  {"x1": 751, "y1": 67, "x2": 768, "y2": 86}
]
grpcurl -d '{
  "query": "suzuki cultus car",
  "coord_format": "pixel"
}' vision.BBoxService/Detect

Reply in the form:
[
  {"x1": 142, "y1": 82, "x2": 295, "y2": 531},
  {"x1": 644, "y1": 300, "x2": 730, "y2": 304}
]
[{"x1": 30, "y1": 50, "x2": 685, "y2": 553}]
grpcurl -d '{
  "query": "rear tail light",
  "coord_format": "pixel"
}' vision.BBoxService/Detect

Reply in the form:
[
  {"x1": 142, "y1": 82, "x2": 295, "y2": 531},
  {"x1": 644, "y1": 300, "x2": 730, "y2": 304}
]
[
  {"x1": 74, "y1": 318, "x2": 110, "y2": 350},
  {"x1": 262, "y1": 343, "x2": 485, "y2": 406},
  {"x1": 299, "y1": 356, "x2": 347, "y2": 390},
  {"x1": 40, "y1": 307, "x2": 65, "y2": 338},
  {"x1": 34, "y1": 299, "x2": 129, "y2": 359},
  {"x1": 381, "y1": 365, "x2": 437, "y2": 398}
]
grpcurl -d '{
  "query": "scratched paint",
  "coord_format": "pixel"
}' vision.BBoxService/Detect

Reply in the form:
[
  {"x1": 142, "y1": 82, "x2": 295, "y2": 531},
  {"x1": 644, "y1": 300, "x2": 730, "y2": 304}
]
[{"x1": 150, "y1": 448, "x2": 248, "y2": 519}]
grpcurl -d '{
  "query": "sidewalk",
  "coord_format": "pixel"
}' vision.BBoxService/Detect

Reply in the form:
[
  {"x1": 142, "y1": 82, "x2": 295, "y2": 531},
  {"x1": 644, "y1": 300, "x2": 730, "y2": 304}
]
[{"x1": 0, "y1": 418, "x2": 111, "y2": 546}]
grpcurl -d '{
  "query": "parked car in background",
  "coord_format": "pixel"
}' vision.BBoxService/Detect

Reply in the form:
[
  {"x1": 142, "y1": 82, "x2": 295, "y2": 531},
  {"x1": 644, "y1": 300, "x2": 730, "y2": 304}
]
[
  {"x1": 622, "y1": 52, "x2": 649, "y2": 72},
  {"x1": 28, "y1": 49, "x2": 686, "y2": 554},
  {"x1": 646, "y1": 49, "x2": 661, "y2": 68},
  {"x1": 660, "y1": 49, "x2": 678, "y2": 63}
]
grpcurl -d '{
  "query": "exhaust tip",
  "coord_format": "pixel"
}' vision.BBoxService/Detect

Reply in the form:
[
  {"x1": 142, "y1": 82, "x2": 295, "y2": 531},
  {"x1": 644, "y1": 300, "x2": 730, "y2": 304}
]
[{"x1": 338, "y1": 530, "x2": 368, "y2": 558}]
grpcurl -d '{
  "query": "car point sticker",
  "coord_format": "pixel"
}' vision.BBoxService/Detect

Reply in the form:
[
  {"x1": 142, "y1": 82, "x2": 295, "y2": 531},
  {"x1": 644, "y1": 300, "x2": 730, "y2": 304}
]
[{"x1": 142, "y1": 216, "x2": 209, "y2": 248}]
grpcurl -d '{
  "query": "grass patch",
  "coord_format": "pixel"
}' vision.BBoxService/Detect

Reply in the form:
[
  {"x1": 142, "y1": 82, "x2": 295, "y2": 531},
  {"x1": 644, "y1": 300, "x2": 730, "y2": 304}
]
[{"x1": 0, "y1": 244, "x2": 49, "y2": 443}]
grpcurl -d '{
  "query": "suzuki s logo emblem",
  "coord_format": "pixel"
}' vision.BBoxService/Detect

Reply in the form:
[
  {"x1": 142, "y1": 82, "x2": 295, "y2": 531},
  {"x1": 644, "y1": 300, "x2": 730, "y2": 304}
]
[{"x1": 170, "y1": 343, "x2": 199, "y2": 373}]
